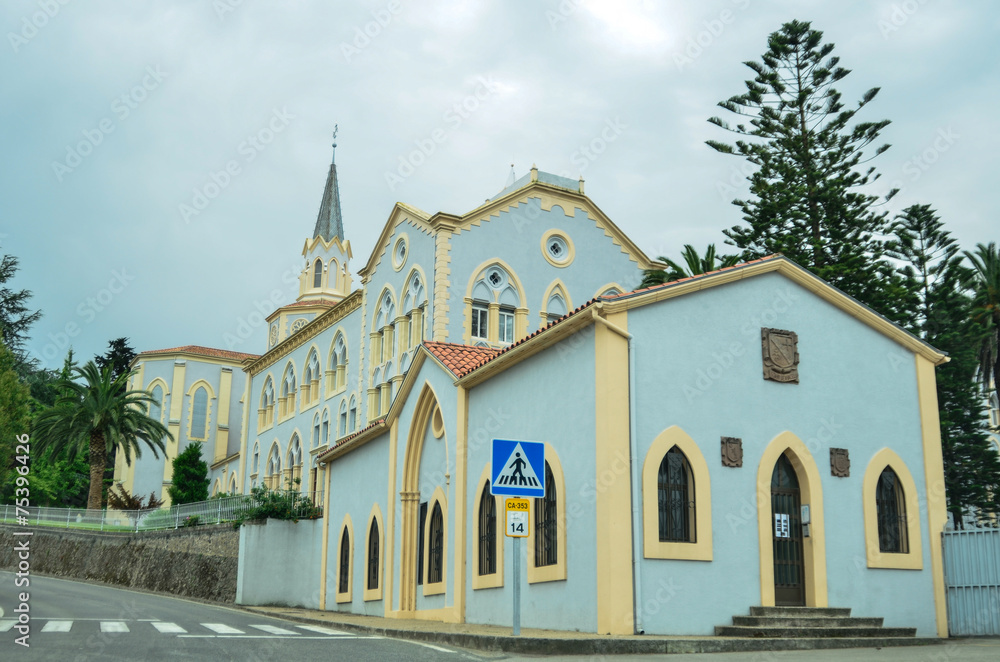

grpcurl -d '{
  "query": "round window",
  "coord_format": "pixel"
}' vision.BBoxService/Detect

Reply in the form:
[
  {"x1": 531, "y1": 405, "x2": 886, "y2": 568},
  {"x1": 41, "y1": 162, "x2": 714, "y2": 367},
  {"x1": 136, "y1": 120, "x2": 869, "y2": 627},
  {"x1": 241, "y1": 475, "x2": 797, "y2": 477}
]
[
  {"x1": 485, "y1": 267, "x2": 507, "y2": 290},
  {"x1": 269, "y1": 324, "x2": 278, "y2": 346},
  {"x1": 541, "y1": 230, "x2": 574, "y2": 267},
  {"x1": 392, "y1": 236, "x2": 408, "y2": 271},
  {"x1": 291, "y1": 319, "x2": 307, "y2": 333}
]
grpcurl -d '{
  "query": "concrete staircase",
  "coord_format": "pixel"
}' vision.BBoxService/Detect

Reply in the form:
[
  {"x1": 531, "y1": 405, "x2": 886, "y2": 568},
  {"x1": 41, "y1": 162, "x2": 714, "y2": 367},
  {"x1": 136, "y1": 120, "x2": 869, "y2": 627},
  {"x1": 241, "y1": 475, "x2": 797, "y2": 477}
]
[{"x1": 713, "y1": 606, "x2": 929, "y2": 650}]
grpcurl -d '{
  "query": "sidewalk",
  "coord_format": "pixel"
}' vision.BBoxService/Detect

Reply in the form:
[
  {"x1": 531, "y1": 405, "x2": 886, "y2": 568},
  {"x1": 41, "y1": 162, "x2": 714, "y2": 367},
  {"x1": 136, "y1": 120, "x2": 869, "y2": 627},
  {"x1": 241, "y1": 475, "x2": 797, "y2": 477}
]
[{"x1": 239, "y1": 605, "x2": 943, "y2": 656}]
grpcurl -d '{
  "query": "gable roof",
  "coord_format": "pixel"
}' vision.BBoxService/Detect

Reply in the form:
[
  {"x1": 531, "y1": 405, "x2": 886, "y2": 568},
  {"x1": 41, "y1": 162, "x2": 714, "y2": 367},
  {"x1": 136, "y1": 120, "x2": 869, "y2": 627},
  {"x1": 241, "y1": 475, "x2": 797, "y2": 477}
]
[
  {"x1": 423, "y1": 342, "x2": 501, "y2": 378},
  {"x1": 137, "y1": 345, "x2": 259, "y2": 363}
]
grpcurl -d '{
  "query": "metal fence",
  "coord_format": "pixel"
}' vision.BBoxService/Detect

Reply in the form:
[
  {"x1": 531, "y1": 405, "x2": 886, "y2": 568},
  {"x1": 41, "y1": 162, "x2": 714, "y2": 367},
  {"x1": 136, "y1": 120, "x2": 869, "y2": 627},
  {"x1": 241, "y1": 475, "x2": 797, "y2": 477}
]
[
  {"x1": 0, "y1": 490, "x2": 323, "y2": 533},
  {"x1": 943, "y1": 527, "x2": 1000, "y2": 636}
]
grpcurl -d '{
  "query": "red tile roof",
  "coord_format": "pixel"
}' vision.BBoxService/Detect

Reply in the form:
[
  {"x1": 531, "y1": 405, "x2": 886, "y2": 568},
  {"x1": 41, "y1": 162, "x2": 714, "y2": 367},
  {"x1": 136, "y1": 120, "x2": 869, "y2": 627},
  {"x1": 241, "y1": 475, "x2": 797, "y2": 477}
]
[
  {"x1": 138, "y1": 345, "x2": 259, "y2": 361},
  {"x1": 279, "y1": 299, "x2": 341, "y2": 309},
  {"x1": 423, "y1": 342, "x2": 502, "y2": 378},
  {"x1": 330, "y1": 418, "x2": 386, "y2": 451}
]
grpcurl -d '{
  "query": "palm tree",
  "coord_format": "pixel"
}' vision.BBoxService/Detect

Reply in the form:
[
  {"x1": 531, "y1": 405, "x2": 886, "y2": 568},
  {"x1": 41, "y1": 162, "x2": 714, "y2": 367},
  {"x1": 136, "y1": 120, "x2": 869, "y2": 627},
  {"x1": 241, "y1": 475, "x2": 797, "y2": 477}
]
[
  {"x1": 33, "y1": 361, "x2": 171, "y2": 510},
  {"x1": 964, "y1": 242, "x2": 1000, "y2": 402},
  {"x1": 641, "y1": 244, "x2": 741, "y2": 288}
]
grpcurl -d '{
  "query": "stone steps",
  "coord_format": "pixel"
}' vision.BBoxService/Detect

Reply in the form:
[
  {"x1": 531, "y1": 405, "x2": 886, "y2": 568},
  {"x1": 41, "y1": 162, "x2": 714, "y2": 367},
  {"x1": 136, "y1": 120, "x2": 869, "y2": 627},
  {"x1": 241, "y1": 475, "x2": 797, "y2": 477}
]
[{"x1": 715, "y1": 606, "x2": 919, "y2": 645}]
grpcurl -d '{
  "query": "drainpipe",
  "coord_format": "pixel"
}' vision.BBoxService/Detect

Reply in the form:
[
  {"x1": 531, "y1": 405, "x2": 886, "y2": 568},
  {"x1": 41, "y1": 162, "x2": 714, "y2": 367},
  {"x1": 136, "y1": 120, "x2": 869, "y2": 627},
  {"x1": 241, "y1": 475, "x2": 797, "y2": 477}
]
[{"x1": 591, "y1": 307, "x2": 642, "y2": 634}]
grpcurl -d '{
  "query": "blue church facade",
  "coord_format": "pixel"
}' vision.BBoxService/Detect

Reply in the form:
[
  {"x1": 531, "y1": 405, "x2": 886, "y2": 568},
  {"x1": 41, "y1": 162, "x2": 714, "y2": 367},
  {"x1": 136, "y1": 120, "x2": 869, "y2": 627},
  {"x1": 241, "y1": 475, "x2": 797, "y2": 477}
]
[{"x1": 119, "y1": 146, "x2": 950, "y2": 637}]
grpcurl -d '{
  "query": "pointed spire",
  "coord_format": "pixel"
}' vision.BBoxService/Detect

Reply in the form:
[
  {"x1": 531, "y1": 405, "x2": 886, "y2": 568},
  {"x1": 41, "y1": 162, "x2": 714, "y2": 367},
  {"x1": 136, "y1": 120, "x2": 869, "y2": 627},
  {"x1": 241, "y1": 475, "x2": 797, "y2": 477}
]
[{"x1": 313, "y1": 125, "x2": 344, "y2": 242}]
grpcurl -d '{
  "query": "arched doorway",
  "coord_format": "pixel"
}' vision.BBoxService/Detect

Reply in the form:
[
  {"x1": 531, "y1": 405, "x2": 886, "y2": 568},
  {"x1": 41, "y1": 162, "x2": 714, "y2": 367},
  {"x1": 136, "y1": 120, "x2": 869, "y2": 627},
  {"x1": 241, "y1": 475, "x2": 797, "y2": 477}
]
[{"x1": 771, "y1": 454, "x2": 804, "y2": 605}]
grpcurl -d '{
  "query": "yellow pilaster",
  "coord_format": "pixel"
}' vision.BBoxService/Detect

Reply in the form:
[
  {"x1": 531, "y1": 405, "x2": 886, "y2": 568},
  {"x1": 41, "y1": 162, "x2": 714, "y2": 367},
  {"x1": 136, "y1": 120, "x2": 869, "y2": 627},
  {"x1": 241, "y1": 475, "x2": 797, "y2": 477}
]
[
  {"x1": 214, "y1": 367, "x2": 232, "y2": 463},
  {"x1": 454, "y1": 385, "x2": 469, "y2": 622},
  {"x1": 593, "y1": 310, "x2": 634, "y2": 634},
  {"x1": 916, "y1": 355, "x2": 949, "y2": 638},
  {"x1": 386, "y1": 419, "x2": 398, "y2": 616},
  {"x1": 161, "y1": 361, "x2": 188, "y2": 500}
]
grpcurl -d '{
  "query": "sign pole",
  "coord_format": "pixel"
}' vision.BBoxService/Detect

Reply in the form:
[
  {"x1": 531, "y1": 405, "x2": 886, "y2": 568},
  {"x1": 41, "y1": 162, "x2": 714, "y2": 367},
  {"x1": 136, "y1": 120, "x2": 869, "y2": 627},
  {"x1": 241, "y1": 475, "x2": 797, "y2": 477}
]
[{"x1": 513, "y1": 535, "x2": 520, "y2": 636}]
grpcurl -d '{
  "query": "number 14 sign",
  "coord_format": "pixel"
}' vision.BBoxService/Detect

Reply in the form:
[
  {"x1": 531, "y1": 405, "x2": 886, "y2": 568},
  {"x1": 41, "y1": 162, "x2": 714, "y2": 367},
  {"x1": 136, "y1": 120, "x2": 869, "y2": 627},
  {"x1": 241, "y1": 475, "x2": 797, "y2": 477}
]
[{"x1": 505, "y1": 498, "x2": 529, "y2": 537}]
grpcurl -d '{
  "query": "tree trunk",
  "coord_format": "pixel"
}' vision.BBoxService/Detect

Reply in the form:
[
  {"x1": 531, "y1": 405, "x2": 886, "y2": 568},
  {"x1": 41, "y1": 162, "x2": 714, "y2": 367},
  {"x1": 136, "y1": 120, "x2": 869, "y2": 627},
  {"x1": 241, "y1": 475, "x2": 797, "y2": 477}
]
[{"x1": 88, "y1": 431, "x2": 107, "y2": 510}]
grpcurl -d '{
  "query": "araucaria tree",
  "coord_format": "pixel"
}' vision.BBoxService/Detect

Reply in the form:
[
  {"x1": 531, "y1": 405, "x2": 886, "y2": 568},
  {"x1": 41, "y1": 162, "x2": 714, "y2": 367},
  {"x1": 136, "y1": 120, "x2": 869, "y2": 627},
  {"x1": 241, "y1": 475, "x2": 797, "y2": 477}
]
[
  {"x1": 168, "y1": 442, "x2": 209, "y2": 505},
  {"x1": 33, "y1": 362, "x2": 170, "y2": 510},
  {"x1": 708, "y1": 20, "x2": 907, "y2": 322},
  {"x1": 964, "y1": 242, "x2": 1000, "y2": 402}
]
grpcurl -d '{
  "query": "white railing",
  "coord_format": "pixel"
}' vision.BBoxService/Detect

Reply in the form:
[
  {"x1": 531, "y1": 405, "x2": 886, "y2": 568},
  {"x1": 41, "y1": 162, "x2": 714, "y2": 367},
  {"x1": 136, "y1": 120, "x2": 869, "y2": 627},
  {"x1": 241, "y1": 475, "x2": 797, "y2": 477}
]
[{"x1": 0, "y1": 490, "x2": 324, "y2": 533}]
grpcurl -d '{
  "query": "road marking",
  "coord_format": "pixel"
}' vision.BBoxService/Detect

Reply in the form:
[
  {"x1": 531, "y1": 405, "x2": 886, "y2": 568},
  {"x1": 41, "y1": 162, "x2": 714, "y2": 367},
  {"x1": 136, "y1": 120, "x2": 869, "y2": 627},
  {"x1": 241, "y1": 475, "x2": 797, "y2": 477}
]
[
  {"x1": 406, "y1": 640, "x2": 456, "y2": 653},
  {"x1": 151, "y1": 622, "x2": 187, "y2": 634},
  {"x1": 202, "y1": 623, "x2": 245, "y2": 634},
  {"x1": 250, "y1": 624, "x2": 300, "y2": 635},
  {"x1": 0, "y1": 620, "x2": 16, "y2": 632},
  {"x1": 101, "y1": 621, "x2": 130, "y2": 633},
  {"x1": 296, "y1": 624, "x2": 352, "y2": 635},
  {"x1": 41, "y1": 620, "x2": 73, "y2": 632},
  {"x1": 179, "y1": 634, "x2": 382, "y2": 640}
]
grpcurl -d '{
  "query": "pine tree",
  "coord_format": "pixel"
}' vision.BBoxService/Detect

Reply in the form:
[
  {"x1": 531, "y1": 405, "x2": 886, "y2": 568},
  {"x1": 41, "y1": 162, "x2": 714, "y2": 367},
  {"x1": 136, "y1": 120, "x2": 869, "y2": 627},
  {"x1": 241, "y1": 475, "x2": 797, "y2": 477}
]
[
  {"x1": 168, "y1": 442, "x2": 209, "y2": 505},
  {"x1": 890, "y1": 206, "x2": 1000, "y2": 526},
  {"x1": 707, "y1": 20, "x2": 908, "y2": 323}
]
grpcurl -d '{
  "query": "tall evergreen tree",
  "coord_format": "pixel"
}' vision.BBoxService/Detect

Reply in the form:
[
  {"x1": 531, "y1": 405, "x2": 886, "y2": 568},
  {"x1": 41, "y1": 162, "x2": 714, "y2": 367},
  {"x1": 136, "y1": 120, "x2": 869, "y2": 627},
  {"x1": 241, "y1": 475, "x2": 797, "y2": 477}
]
[
  {"x1": 891, "y1": 207, "x2": 1000, "y2": 526},
  {"x1": 964, "y1": 242, "x2": 1000, "y2": 402},
  {"x1": 95, "y1": 338, "x2": 137, "y2": 382},
  {"x1": 0, "y1": 344, "x2": 31, "y2": 502},
  {"x1": 707, "y1": 20, "x2": 908, "y2": 323},
  {"x1": 0, "y1": 254, "x2": 42, "y2": 372},
  {"x1": 168, "y1": 442, "x2": 209, "y2": 505}
]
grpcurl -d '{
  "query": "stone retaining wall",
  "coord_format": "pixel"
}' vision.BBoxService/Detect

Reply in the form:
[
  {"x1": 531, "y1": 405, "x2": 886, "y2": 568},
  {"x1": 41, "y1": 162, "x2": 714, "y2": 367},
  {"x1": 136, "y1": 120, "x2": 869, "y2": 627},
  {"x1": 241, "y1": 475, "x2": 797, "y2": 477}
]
[{"x1": 0, "y1": 524, "x2": 239, "y2": 602}]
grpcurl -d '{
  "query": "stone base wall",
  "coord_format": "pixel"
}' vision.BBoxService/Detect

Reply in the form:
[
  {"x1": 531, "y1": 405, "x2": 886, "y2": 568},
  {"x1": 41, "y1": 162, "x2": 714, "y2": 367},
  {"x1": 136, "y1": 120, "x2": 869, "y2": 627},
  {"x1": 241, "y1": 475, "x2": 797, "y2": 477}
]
[{"x1": 0, "y1": 524, "x2": 239, "y2": 602}]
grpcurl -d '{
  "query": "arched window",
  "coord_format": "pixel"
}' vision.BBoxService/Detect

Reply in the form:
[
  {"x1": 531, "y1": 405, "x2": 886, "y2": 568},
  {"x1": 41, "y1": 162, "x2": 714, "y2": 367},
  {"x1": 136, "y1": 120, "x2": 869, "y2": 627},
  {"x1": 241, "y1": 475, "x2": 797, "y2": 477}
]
[
  {"x1": 191, "y1": 387, "x2": 209, "y2": 439},
  {"x1": 658, "y1": 447, "x2": 695, "y2": 542},
  {"x1": 251, "y1": 442, "x2": 259, "y2": 474},
  {"x1": 330, "y1": 333, "x2": 348, "y2": 392},
  {"x1": 280, "y1": 364, "x2": 296, "y2": 417},
  {"x1": 259, "y1": 377, "x2": 275, "y2": 428},
  {"x1": 876, "y1": 467, "x2": 908, "y2": 553},
  {"x1": 478, "y1": 482, "x2": 497, "y2": 576},
  {"x1": 266, "y1": 445, "x2": 281, "y2": 490},
  {"x1": 303, "y1": 350, "x2": 321, "y2": 405},
  {"x1": 229, "y1": 473, "x2": 238, "y2": 494},
  {"x1": 428, "y1": 502, "x2": 444, "y2": 584},
  {"x1": 287, "y1": 435, "x2": 302, "y2": 488},
  {"x1": 339, "y1": 400, "x2": 348, "y2": 437},
  {"x1": 312, "y1": 414, "x2": 320, "y2": 448},
  {"x1": 338, "y1": 526, "x2": 351, "y2": 594},
  {"x1": 534, "y1": 463, "x2": 557, "y2": 567},
  {"x1": 466, "y1": 262, "x2": 525, "y2": 347},
  {"x1": 349, "y1": 397, "x2": 357, "y2": 432},
  {"x1": 313, "y1": 258, "x2": 323, "y2": 288},
  {"x1": 321, "y1": 409, "x2": 330, "y2": 445},
  {"x1": 402, "y1": 271, "x2": 428, "y2": 353},
  {"x1": 367, "y1": 518, "x2": 380, "y2": 591},
  {"x1": 150, "y1": 385, "x2": 163, "y2": 423}
]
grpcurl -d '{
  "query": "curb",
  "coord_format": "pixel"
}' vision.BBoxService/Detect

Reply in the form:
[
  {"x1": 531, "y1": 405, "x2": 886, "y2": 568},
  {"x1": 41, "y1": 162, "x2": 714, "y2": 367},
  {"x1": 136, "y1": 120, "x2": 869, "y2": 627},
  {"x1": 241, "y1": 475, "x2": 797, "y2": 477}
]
[{"x1": 239, "y1": 607, "x2": 943, "y2": 656}]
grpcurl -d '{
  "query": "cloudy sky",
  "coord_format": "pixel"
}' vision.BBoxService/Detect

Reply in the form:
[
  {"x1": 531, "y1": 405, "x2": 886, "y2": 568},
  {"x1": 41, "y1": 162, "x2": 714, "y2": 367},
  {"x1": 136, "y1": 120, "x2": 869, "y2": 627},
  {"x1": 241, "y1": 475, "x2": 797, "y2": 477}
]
[{"x1": 3, "y1": 0, "x2": 996, "y2": 371}]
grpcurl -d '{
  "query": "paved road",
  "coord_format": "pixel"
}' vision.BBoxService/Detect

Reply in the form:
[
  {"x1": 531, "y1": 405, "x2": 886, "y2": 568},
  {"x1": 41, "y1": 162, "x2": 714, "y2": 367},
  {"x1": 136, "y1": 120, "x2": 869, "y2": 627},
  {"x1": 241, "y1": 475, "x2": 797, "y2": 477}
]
[{"x1": 0, "y1": 571, "x2": 485, "y2": 661}]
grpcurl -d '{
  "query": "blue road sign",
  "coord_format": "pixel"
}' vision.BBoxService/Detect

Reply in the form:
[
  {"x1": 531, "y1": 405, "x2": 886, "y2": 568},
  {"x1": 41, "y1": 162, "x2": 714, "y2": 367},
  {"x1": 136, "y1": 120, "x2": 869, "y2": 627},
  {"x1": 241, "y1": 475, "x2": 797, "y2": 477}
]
[{"x1": 491, "y1": 439, "x2": 546, "y2": 498}]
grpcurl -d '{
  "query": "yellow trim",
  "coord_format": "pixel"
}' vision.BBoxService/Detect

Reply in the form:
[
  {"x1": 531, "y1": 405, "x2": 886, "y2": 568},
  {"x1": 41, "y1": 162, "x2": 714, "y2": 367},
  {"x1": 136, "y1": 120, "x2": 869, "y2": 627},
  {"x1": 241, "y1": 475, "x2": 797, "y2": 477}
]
[
  {"x1": 641, "y1": 426, "x2": 713, "y2": 561},
  {"x1": 326, "y1": 326, "x2": 349, "y2": 398},
  {"x1": 370, "y1": 284, "x2": 400, "y2": 332},
  {"x1": 144, "y1": 377, "x2": 170, "y2": 425},
  {"x1": 916, "y1": 355, "x2": 949, "y2": 637},
  {"x1": 300, "y1": 343, "x2": 323, "y2": 411},
  {"x1": 385, "y1": 418, "x2": 398, "y2": 615},
  {"x1": 335, "y1": 514, "x2": 354, "y2": 604},
  {"x1": 462, "y1": 258, "x2": 528, "y2": 345},
  {"x1": 594, "y1": 309, "x2": 634, "y2": 634},
  {"x1": 400, "y1": 383, "x2": 440, "y2": 611},
  {"x1": 528, "y1": 444, "x2": 567, "y2": 584},
  {"x1": 319, "y1": 445, "x2": 332, "y2": 609},
  {"x1": 185, "y1": 379, "x2": 215, "y2": 442},
  {"x1": 539, "y1": 279, "x2": 573, "y2": 327},
  {"x1": 454, "y1": 384, "x2": 468, "y2": 621},
  {"x1": 432, "y1": 227, "x2": 453, "y2": 341},
  {"x1": 214, "y1": 368, "x2": 233, "y2": 462},
  {"x1": 278, "y1": 360, "x2": 298, "y2": 423},
  {"x1": 600, "y1": 257, "x2": 947, "y2": 365},
  {"x1": 392, "y1": 232, "x2": 409, "y2": 272},
  {"x1": 257, "y1": 372, "x2": 276, "y2": 432},
  {"x1": 364, "y1": 504, "x2": 385, "y2": 601},
  {"x1": 471, "y1": 465, "x2": 504, "y2": 590},
  {"x1": 540, "y1": 229, "x2": 575, "y2": 268},
  {"x1": 594, "y1": 282, "x2": 625, "y2": 298},
  {"x1": 862, "y1": 448, "x2": 923, "y2": 569},
  {"x1": 422, "y1": 485, "x2": 448, "y2": 597},
  {"x1": 756, "y1": 431, "x2": 828, "y2": 607}
]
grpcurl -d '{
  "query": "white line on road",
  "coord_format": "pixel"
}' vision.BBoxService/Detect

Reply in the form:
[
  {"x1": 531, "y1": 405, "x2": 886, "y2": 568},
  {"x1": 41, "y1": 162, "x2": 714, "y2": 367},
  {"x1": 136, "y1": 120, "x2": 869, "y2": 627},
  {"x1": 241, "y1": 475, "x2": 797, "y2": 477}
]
[
  {"x1": 405, "y1": 640, "x2": 457, "y2": 653},
  {"x1": 178, "y1": 634, "x2": 382, "y2": 639},
  {"x1": 41, "y1": 620, "x2": 73, "y2": 632},
  {"x1": 250, "y1": 624, "x2": 300, "y2": 635},
  {"x1": 202, "y1": 623, "x2": 245, "y2": 634},
  {"x1": 151, "y1": 622, "x2": 187, "y2": 633},
  {"x1": 100, "y1": 621, "x2": 130, "y2": 633},
  {"x1": 296, "y1": 624, "x2": 352, "y2": 635}
]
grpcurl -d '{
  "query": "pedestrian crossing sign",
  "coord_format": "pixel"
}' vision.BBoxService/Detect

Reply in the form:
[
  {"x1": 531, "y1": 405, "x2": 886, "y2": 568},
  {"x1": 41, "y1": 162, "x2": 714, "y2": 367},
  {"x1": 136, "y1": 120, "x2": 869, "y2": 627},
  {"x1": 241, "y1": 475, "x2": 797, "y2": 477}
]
[{"x1": 490, "y1": 439, "x2": 545, "y2": 498}]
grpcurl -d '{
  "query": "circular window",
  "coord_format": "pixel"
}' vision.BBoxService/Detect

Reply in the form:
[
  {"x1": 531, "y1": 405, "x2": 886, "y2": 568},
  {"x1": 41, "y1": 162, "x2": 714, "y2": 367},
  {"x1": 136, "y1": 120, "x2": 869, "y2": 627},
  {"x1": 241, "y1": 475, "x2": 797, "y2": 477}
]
[
  {"x1": 269, "y1": 324, "x2": 278, "y2": 346},
  {"x1": 392, "y1": 235, "x2": 408, "y2": 271},
  {"x1": 291, "y1": 318, "x2": 307, "y2": 333},
  {"x1": 485, "y1": 267, "x2": 507, "y2": 290},
  {"x1": 541, "y1": 230, "x2": 574, "y2": 267}
]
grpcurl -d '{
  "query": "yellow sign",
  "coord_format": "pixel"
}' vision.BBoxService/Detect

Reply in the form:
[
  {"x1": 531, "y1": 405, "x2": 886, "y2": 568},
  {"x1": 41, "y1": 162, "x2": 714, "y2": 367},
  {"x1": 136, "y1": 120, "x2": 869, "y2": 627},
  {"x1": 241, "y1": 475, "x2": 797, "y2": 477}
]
[{"x1": 505, "y1": 498, "x2": 530, "y2": 537}]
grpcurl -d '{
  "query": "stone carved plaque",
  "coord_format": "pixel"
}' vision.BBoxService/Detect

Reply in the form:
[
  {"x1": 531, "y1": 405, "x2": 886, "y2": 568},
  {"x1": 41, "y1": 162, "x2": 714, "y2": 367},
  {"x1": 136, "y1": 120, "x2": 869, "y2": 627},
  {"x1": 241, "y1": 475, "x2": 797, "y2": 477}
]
[
  {"x1": 762, "y1": 328, "x2": 800, "y2": 383},
  {"x1": 830, "y1": 448, "x2": 850, "y2": 477},
  {"x1": 721, "y1": 437, "x2": 743, "y2": 468}
]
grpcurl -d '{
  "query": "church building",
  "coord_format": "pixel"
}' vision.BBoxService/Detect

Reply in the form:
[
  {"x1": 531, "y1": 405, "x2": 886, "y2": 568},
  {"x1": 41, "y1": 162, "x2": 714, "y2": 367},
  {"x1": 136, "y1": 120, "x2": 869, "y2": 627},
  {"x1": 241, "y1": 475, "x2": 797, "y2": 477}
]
[{"x1": 118, "y1": 138, "x2": 950, "y2": 637}]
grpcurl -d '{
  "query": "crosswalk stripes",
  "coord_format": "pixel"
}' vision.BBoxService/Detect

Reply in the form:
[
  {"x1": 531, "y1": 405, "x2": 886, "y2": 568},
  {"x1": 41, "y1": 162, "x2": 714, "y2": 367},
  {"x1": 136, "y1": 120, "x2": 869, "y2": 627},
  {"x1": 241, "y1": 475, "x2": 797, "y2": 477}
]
[
  {"x1": 249, "y1": 624, "x2": 300, "y2": 635},
  {"x1": 201, "y1": 623, "x2": 245, "y2": 634},
  {"x1": 151, "y1": 622, "x2": 187, "y2": 634},
  {"x1": 100, "y1": 621, "x2": 129, "y2": 633},
  {"x1": 0, "y1": 619, "x2": 359, "y2": 638}
]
